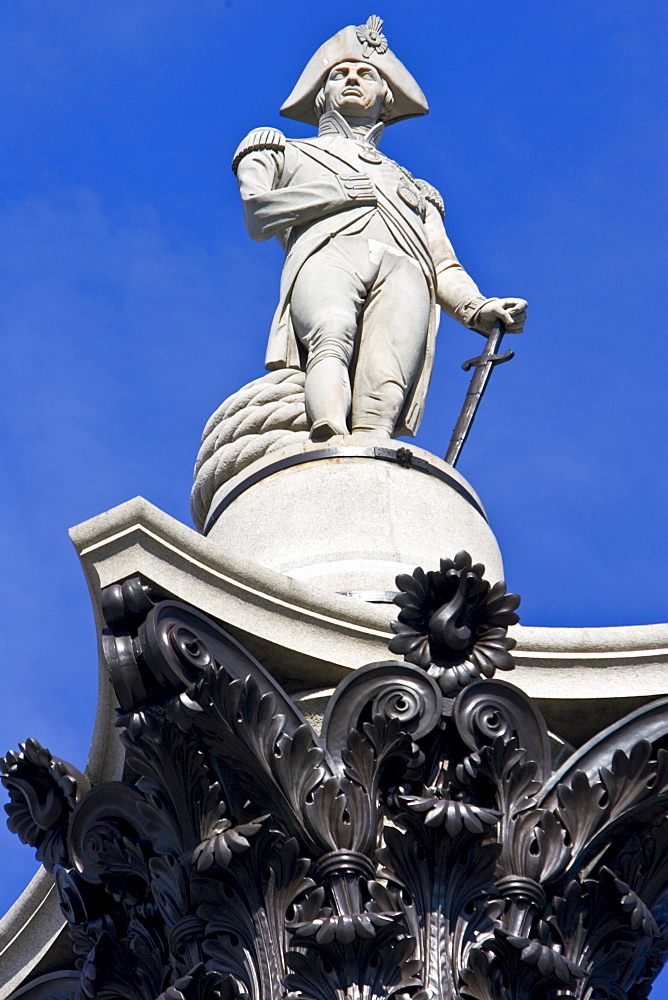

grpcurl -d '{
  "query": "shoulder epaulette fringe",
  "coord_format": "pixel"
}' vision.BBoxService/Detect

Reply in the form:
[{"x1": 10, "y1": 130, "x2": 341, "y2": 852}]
[
  {"x1": 232, "y1": 128, "x2": 287, "y2": 174},
  {"x1": 414, "y1": 178, "x2": 445, "y2": 218}
]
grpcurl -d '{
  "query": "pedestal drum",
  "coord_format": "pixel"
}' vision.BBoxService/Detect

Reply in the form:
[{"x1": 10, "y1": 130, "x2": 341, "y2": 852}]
[{"x1": 204, "y1": 440, "x2": 504, "y2": 595}]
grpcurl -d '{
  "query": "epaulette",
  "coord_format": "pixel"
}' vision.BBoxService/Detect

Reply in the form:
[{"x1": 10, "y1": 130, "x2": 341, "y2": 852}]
[
  {"x1": 414, "y1": 178, "x2": 445, "y2": 218},
  {"x1": 232, "y1": 127, "x2": 286, "y2": 174}
]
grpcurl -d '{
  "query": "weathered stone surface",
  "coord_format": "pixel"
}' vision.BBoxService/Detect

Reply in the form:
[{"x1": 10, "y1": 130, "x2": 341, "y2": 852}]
[{"x1": 205, "y1": 439, "x2": 504, "y2": 594}]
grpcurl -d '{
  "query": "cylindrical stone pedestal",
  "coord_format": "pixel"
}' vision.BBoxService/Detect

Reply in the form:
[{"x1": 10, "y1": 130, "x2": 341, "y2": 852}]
[{"x1": 203, "y1": 440, "x2": 504, "y2": 596}]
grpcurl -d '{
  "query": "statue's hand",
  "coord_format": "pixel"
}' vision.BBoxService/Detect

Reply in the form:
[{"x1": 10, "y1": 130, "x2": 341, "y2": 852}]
[
  {"x1": 477, "y1": 297, "x2": 528, "y2": 335},
  {"x1": 338, "y1": 172, "x2": 377, "y2": 204}
]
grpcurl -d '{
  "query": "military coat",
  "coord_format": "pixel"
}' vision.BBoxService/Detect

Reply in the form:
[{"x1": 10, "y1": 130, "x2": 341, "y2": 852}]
[{"x1": 234, "y1": 111, "x2": 487, "y2": 435}]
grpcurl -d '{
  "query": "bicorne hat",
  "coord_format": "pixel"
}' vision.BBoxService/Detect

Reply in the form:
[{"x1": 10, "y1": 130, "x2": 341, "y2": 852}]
[{"x1": 280, "y1": 16, "x2": 429, "y2": 127}]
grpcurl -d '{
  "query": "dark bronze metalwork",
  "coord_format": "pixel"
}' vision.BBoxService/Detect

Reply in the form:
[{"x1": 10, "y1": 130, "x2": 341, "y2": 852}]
[
  {"x1": 445, "y1": 321, "x2": 515, "y2": 467},
  {"x1": 4, "y1": 563, "x2": 668, "y2": 999},
  {"x1": 389, "y1": 551, "x2": 520, "y2": 693}
]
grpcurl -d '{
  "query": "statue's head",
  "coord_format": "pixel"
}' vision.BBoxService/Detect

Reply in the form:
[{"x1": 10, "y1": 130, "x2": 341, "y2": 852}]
[
  {"x1": 280, "y1": 16, "x2": 428, "y2": 127},
  {"x1": 313, "y1": 61, "x2": 395, "y2": 123}
]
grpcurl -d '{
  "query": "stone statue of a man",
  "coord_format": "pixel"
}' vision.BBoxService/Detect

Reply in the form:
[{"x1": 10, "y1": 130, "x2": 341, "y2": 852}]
[{"x1": 233, "y1": 16, "x2": 527, "y2": 442}]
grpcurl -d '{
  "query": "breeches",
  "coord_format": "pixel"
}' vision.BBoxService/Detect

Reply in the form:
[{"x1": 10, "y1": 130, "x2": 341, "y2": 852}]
[{"x1": 290, "y1": 235, "x2": 431, "y2": 435}]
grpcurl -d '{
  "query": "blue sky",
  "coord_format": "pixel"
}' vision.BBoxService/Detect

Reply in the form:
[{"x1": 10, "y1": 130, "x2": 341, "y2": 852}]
[{"x1": 1, "y1": 0, "x2": 667, "y2": 985}]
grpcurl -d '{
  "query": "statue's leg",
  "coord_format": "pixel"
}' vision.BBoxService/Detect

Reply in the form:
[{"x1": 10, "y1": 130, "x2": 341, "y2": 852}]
[
  {"x1": 290, "y1": 239, "x2": 371, "y2": 441},
  {"x1": 351, "y1": 250, "x2": 431, "y2": 438}
]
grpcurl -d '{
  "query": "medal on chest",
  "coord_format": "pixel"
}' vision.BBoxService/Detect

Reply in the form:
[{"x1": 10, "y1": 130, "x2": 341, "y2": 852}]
[
  {"x1": 397, "y1": 183, "x2": 420, "y2": 210},
  {"x1": 358, "y1": 145, "x2": 383, "y2": 164},
  {"x1": 397, "y1": 182, "x2": 426, "y2": 219}
]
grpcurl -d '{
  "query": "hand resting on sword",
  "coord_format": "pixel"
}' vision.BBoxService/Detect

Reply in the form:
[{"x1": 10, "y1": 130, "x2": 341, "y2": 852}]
[{"x1": 475, "y1": 297, "x2": 528, "y2": 336}]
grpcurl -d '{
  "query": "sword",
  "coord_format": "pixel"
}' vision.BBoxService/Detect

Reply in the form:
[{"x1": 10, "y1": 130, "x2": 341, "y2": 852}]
[{"x1": 444, "y1": 321, "x2": 515, "y2": 467}]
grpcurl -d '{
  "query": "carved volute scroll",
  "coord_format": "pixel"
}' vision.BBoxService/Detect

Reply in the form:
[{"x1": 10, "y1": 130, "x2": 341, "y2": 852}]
[{"x1": 3, "y1": 562, "x2": 668, "y2": 1000}]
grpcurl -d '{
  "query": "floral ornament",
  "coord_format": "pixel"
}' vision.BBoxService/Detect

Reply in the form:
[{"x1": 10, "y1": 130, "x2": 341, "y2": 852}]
[
  {"x1": 0, "y1": 736, "x2": 90, "y2": 870},
  {"x1": 389, "y1": 551, "x2": 520, "y2": 695},
  {"x1": 183, "y1": 811, "x2": 269, "y2": 871},
  {"x1": 398, "y1": 792, "x2": 501, "y2": 836},
  {"x1": 290, "y1": 882, "x2": 401, "y2": 945},
  {"x1": 356, "y1": 15, "x2": 388, "y2": 58},
  {"x1": 157, "y1": 964, "x2": 239, "y2": 1000}
]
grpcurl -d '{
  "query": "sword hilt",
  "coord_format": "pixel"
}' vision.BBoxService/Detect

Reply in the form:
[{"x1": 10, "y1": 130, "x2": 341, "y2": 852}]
[{"x1": 461, "y1": 348, "x2": 514, "y2": 372}]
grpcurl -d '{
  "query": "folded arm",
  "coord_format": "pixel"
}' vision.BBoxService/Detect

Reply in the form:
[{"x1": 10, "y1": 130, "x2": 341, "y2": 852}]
[{"x1": 236, "y1": 148, "x2": 376, "y2": 243}]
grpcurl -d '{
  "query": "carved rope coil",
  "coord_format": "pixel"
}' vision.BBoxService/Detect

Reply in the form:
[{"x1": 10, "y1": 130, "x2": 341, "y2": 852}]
[{"x1": 191, "y1": 369, "x2": 308, "y2": 530}]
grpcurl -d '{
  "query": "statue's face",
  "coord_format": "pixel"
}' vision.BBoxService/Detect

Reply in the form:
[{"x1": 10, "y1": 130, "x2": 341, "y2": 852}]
[{"x1": 323, "y1": 61, "x2": 385, "y2": 120}]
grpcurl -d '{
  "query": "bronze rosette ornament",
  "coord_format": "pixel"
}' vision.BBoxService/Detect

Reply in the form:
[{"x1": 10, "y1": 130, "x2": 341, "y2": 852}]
[{"x1": 389, "y1": 551, "x2": 520, "y2": 693}]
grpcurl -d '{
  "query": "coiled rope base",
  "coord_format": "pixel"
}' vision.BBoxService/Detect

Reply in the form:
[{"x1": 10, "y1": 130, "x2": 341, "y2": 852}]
[{"x1": 191, "y1": 369, "x2": 309, "y2": 531}]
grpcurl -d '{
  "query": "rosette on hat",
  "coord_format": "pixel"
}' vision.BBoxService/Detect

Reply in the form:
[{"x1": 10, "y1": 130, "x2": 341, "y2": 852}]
[{"x1": 280, "y1": 16, "x2": 429, "y2": 127}]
